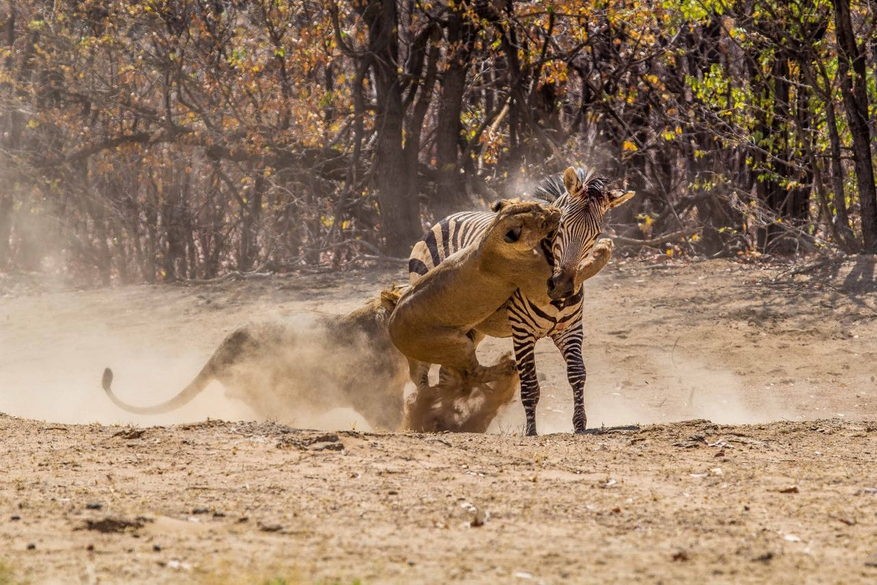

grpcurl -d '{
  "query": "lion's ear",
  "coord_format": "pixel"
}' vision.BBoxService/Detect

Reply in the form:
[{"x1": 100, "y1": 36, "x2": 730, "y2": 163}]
[{"x1": 491, "y1": 199, "x2": 510, "y2": 213}]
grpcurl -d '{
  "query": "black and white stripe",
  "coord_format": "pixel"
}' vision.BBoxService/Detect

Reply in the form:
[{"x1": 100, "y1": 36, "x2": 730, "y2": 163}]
[
  {"x1": 408, "y1": 167, "x2": 608, "y2": 435},
  {"x1": 408, "y1": 211, "x2": 494, "y2": 280}
]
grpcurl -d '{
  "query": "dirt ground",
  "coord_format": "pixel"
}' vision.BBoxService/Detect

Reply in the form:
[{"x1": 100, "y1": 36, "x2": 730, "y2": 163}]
[{"x1": 1, "y1": 257, "x2": 877, "y2": 583}]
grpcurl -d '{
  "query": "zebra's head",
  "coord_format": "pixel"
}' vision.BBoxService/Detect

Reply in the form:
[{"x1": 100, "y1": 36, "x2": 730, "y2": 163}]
[{"x1": 545, "y1": 167, "x2": 634, "y2": 301}]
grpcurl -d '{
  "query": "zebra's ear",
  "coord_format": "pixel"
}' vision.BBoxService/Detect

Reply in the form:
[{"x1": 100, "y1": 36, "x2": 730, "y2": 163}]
[
  {"x1": 563, "y1": 167, "x2": 583, "y2": 198},
  {"x1": 606, "y1": 189, "x2": 636, "y2": 209}
]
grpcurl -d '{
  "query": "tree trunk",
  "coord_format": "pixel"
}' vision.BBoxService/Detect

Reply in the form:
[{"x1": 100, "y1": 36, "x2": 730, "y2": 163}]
[
  {"x1": 833, "y1": 0, "x2": 877, "y2": 252},
  {"x1": 0, "y1": 194, "x2": 12, "y2": 268},
  {"x1": 0, "y1": 5, "x2": 17, "y2": 269},
  {"x1": 434, "y1": 6, "x2": 471, "y2": 218},
  {"x1": 361, "y1": 0, "x2": 421, "y2": 256}
]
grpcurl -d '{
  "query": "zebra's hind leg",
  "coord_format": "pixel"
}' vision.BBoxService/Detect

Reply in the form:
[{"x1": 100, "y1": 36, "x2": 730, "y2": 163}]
[
  {"x1": 552, "y1": 318, "x2": 587, "y2": 433},
  {"x1": 512, "y1": 331, "x2": 541, "y2": 436}
]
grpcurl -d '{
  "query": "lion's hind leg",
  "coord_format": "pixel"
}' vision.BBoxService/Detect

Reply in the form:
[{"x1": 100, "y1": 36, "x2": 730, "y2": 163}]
[
  {"x1": 403, "y1": 367, "x2": 478, "y2": 432},
  {"x1": 456, "y1": 368, "x2": 519, "y2": 433},
  {"x1": 469, "y1": 351, "x2": 516, "y2": 385}
]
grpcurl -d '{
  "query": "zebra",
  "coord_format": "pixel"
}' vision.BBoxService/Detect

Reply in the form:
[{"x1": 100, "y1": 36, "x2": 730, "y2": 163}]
[{"x1": 408, "y1": 166, "x2": 635, "y2": 435}]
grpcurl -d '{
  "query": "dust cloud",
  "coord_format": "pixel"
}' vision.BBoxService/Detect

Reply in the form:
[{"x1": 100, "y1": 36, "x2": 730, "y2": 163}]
[
  {"x1": 1, "y1": 260, "x2": 852, "y2": 434},
  {"x1": 487, "y1": 337, "x2": 794, "y2": 435},
  {"x1": 1, "y1": 300, "x2": 795, "y2": 434},
  {"x1": 0, "y1": 293, "x2": 405, "y2": 431}
]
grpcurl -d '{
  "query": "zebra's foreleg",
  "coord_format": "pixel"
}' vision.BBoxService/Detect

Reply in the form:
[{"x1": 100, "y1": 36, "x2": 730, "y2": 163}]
[
  {"x1": 513, "y1": 330, "x2": 541, "y2": 436},
  {"x1": 552, "y1": 319, "x2": 587, "y2": 433}
]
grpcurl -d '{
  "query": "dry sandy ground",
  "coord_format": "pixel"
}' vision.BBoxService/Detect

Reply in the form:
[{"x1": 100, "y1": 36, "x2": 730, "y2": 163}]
[{"x1": 1, "y1": 257, "x2": 877, "y2": 583}]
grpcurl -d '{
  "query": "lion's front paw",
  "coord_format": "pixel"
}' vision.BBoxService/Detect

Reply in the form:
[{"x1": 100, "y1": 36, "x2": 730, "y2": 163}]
[
  {"x1": 592, "y1": 238, "x2": 614, "y2": 257},
  {"x1": 495, "y1": 352, "x2": 517, "y2": 374}
]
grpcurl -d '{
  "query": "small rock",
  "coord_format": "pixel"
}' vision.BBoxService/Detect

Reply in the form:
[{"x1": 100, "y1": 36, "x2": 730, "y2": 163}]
[
  {"x1": 153, "y1": 545, "x2": 162, "y2": 552},
  {"x1": 86, "y1": 544, "x2": 94, "y2": 552},
  {"x1": 672, "y1": 550, "x2": 690, "y2": 562},
  {"x1": 753, "y1": 552, "x2": 774, "y2": 563},
  {"x1": 166, "y1": 559, "x2": 192, "y2": 571},
  {"x1": 10, "y1": 515, "x2": 20, "y2": 521},
  {"x1": 258, "y1": 522, "x2": 283, "y2": 533},
  {"x1": 83, "y1": 516, "x2": 146, "y2": 534},
  {"x1": 86, "y1": 503, "x2": 103, "y2": 510},
  {"x1": 27, "y1": 543, "x2": 36, "y2": 550},
  {"x1": 310, "y1": 442, "x2": 343, "y2": 452},
  {"x1": 192, "y1": 507, "x2": 209, "y2": 515},
  {"x1": 865, "y1": 554, "x2": 877, "y2": 568},
  {"x1": 778, "y1": 486, "x2": 799, "y2": 494},
  {"x1": 470, "y1": 508, "x2": 489, "y2": 527},
  {"x1": 212, "y1": 511, "x2": 225, "y2": 518},
  {"x1": 784, "y1": 534, "x2": 802, "y2": 543}
]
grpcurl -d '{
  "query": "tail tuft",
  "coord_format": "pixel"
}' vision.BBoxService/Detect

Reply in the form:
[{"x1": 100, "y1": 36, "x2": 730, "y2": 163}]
[{"x1": 102, "y1": 368, "x2": 113, "y2": 392}]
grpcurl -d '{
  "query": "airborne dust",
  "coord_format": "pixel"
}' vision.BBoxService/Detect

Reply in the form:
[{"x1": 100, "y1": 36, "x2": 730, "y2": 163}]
[{"x1": 4, "y1": 260, "x2": 874, "y2": 432}]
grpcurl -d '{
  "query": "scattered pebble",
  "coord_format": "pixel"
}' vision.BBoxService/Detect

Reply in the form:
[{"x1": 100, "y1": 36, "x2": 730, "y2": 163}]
[
  {"x1": 10, "y1": 515, "x2": 20, "y2": 521},
  {"x1": 192, "y1": 507, "x2": 209, "y2": 515},
  {"x1": 672, "y1": 550, "x2": 690, "y2": 562},
  {"x1": 153, "y1": 545, "x2": 162, "y2": 552},
  {"x1": 778, "y1": 486, "x2": 800, "y2": 494},
  {"x1": 86, "y1": 503, "x2": 103, "y2": 510},
  {"x1": 27, "y1": 543, "x2": 36, "y2": 550},
  {"x1": 470, "y1": 508, "x2": 489, "y2": 528},
  {"x1": 753, "y1": 552, "x2": 774, "y2": 563},
  {"x1": 84, "y1": 516, "x2": 147, "y2": 534}
]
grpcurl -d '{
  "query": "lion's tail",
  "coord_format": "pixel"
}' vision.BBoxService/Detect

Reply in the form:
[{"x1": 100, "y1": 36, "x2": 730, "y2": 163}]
[{"x1": 101, "y1": 363, "x2": 214, "y2": 415}]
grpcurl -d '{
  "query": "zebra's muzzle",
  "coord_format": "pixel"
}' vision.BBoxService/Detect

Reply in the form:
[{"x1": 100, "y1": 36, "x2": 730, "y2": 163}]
[{"x1": 547, "y1": 271, "x2": 575, "y2": 300}]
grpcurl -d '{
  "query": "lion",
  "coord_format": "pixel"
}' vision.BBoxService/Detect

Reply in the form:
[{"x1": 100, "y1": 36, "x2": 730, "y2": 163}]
[
  {"x1": 389, "y1": 200, "x2": 561, "y2": 431},
  {"x1": 102, "y1": 287, "x2": 411, "y2": 431}
]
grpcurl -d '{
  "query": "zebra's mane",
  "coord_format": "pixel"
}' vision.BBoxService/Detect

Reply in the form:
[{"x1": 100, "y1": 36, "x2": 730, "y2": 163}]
[{"x1": 532, "y1": 166, "x2": 607, "y2": 207}]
